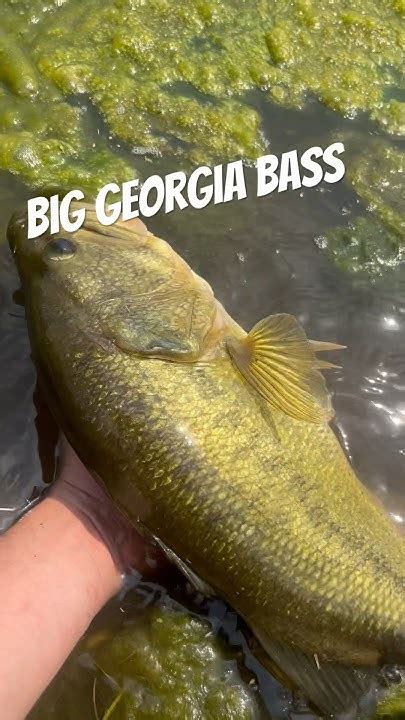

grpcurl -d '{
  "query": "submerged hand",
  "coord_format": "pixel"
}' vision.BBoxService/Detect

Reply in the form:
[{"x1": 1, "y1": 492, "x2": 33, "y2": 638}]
[{"x1": 51, "y1": 437, "x2": 157, "y2": 582}]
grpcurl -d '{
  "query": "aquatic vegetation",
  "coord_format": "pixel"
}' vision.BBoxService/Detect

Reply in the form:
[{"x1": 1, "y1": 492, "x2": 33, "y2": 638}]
[
  {"x1": 1, "y1": 0, "x2": 404, "y2": 277},
  {"x1": 315, "y1": 216, "x2": 403, "y2": 279},
  {"x1": 29, "y1": 602, "x2": 265, "y2": 719},
  {"x1": 373, "y1": 683, "x2": 405, "y2": 719},
  {"x1": 91, "y1": 607, "x2": 264, "y2": 719},
  {"x1": 349, "y1": 143, "x2": 404, "y2": 239},
  {"x1": 318, "y1": 142, "x2": 404, "y2": 278},
  {"x1": 0, "y1": 86, "x2": 135, "y2": 196},
  {"x1": 1, "y1": 0, "x2": 404, "y2": 193}
]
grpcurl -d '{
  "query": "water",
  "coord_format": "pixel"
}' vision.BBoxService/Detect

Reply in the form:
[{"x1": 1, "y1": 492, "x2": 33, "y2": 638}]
[{"x1": 0, "y1": 93, "x2": 404, "y2": 717}]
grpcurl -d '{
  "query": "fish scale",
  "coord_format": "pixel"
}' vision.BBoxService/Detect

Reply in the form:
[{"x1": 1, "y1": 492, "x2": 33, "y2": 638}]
[
  {"x1": 68, "y1": 349, "x2": 403, "y2": 656},
  {"x1": 43, "y1": 298, "x2": 405, "y2": 672},
  {"x1": 61, "y1": 331, "x2": 405, "y2": 642}
]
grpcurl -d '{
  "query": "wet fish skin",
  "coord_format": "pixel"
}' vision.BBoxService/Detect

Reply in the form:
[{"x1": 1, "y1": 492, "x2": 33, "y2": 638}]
[{"x1": 8, "y1": 206, "x2": 405, "y2": 697}]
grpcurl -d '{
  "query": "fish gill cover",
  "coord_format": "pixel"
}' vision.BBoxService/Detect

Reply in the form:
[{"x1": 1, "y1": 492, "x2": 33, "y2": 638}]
[{"x1": 0, "y1": 0, "x2": 404, "y2": 276}]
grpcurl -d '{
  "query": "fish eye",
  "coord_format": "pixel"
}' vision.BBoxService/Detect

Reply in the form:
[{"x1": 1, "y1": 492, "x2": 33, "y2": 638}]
[{"x1": 45, "y1": 237, "x2": 77, "y2": 260}]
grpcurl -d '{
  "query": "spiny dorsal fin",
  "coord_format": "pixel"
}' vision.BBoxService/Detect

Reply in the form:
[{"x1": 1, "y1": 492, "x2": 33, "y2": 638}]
[{"x1": 226, "y1": 314, "x2": 344, "y2": 424}]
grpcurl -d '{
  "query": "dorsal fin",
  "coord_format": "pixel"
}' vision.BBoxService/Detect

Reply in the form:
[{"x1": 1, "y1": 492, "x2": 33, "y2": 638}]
[{"x1": 226, "y1": 313, "x2": 344, "y2": 424}]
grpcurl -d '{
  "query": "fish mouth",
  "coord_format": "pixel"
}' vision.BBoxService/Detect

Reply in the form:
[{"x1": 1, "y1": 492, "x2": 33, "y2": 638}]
[{"x1": 7, "y1": 211, "x2": 29, "y2": 255}]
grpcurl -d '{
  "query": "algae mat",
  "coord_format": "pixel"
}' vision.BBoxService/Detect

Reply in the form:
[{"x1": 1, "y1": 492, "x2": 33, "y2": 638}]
[
  {"x1": 317, "y1": 141, "x2": 404, "y2": 278},
  {"x1": 29, "y1": 596, "x2": 267, "y2": 720},
  {"x1": 0, "y1": 0, "x2": 404, "y2": 268},
  {"x1": 1, "y1": 0, "x2": 403, "y2": 187}
]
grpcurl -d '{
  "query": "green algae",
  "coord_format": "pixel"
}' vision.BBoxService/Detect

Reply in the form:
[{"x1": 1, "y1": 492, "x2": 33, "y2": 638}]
[
  {"x1": 92, "y1": 607, "x2": 264, "y2": 719},
  {"x1": 373, "y1": 684, "x2": 405, "y2": 719},
  {"x1": 0, "y1": 86, "x2": 135, "y2": 196},
  {"x1": 0, "y1": 0, "x2": 404, "y2": 276},
  {"x1": 317, "y1": 141, "x2": 404, "y2": 278},
  {"x1": 349, "y1": 143, "x2": 404, "y2": 238},
  {"x1": 316, "y1": 216, "x2": 403, "y2": 279},
  {"x1": 29, "y1": 601, "x2": 266, "y2": 720},
  {"x1": 1, "y1": 0, "x2": 404, "y2": 194}
]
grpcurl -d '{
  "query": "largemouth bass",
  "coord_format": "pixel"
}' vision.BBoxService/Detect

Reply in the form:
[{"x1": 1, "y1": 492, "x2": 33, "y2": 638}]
[{"x1": 8, "y1": 205, "x2": 405, "y2": 716}]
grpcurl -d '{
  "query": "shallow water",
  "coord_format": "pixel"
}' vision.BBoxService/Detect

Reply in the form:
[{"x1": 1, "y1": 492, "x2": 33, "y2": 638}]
[{"x1": 0, "y1": 92, "x2": 404, "y2": 717}]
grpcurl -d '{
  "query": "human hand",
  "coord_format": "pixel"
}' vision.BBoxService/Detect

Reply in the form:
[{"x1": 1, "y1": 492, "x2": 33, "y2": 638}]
[{"x1": 50, "y1": 436, "x2": 160, "y2": 588}]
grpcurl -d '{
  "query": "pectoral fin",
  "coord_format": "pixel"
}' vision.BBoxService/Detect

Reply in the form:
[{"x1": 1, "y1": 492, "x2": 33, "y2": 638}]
[{"x1": 226, "y1": 314, "x2": 344, "y2": 423}]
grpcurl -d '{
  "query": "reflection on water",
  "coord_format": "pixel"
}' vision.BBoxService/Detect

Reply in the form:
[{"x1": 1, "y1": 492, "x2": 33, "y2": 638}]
[{"x1": 0, "y1": 96, "x2": 404, "y2": 717}]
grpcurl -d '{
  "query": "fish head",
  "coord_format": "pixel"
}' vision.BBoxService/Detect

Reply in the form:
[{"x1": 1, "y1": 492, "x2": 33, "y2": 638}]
[
  {"x1": 7, "y1": 202, "x2": 221, "y2": 361},
  {"x1": 8, "y1": 202, "x2": 165, "y2": 303}
]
